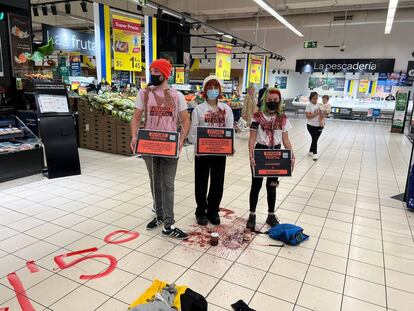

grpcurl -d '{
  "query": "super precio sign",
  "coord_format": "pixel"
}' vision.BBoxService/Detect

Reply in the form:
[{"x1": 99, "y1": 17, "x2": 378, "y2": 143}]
[{"x1": 296, "y1": 58, "x2": 395, "y2": 73}]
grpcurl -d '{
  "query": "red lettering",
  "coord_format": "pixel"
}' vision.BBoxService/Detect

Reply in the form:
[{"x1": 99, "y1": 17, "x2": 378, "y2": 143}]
[
  {"x1": 54, "y1": 248, "x2": 117, "y2": 280},
  {"x1": 104, "y1": 230, "x2": 139, "y2": 244},
  {"x1": 25, "y1": 261, "x2": 39, "y2": 274},
  {"x1": 7, "y1": 273, "x2": 35, "y2": 311}
]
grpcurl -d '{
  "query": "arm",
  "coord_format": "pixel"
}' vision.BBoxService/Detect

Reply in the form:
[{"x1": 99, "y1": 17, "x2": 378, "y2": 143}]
[
  {"x1": 179, "y1": 110, "x2": 190, "y2": 152},
  {"x1": 188, "y1": 108, "x2": 199, "y2": 145},
  {"x1": 226, "y1": 106, "x2": 234, "y2": 128},
  {"x1": 130, "y1": 108, "x2": 143, "y2": 153},
  {"x1": 249, "y1": 130, "x2": 257, "y2": 167},
  {"x1": 282, "y1": 131, "x2": 295, "y2": 171},
  {"x1": 306, "y1": 110, "x2": 319, "y2": 119}
]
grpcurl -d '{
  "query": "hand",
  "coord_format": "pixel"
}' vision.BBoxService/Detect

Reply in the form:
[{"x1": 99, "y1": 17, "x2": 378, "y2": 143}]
[
  {"x1": 250, "y1": 157, "x2": 256, "y2": 167},
  {"x1": 130, "y1": 137, "x2": 137, "y2": 153}
]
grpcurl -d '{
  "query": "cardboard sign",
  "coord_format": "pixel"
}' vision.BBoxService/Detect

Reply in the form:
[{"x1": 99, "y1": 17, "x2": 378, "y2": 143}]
[
  {"x1": 135, "y1": 129, "x2": 179, "y2": 158},
  {"x1": 196, "y1": 127, "x2": 234, "y2": 156},
  {"x1": 253, "y1": 149, "x2": 292, "y2": 177}
]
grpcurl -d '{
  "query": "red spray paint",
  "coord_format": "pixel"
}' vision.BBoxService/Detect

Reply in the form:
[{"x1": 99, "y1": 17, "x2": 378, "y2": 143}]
[{"x1": 7, "y1": 272, "x2": 35, "y2": 311}]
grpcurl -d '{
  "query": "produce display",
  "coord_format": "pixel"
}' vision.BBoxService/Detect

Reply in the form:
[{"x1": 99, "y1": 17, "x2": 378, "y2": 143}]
[
  {"x1": 24, "y1": 73, "x2": 53, "y2": 80},
  {"x1": 82, "y1": 92, "x2": 135, "y2": 123},
  {"x1": 0, "y1": 127, "x2": 23, "y2": 136},
  {"x1": 222, "y1": 93, "x2": 242, "y2": 108},
  {"x1": 0, "y1": 141, "x2": 38, "y2": 153}
]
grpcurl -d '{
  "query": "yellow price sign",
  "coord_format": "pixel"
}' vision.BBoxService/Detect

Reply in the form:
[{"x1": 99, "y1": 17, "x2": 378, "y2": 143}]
[
  {"x1": 112, "y1": 14, "x2": 142, "y2": 72},
  {"x1": 216, "y1": 44, "x2": 232, "y2": 81},
  {"x1": 249, "y1": 56, "x2": 262, "y2": 84},
  {"x1": 175, "y1": 67, "x2": 185, "y2": 84}
]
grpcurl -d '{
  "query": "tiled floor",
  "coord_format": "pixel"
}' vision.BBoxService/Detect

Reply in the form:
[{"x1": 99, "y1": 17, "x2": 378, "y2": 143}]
[{"x1": 1, "y1": 117, "x2": 414, "y2": 311}]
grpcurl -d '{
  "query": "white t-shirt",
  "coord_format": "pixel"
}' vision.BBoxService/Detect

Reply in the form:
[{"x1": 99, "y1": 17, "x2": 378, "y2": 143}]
[
  {"x1": 250, "y1": 112, "x2": 292, "y2": 146},
  {"x1": 305, "y1": 102, "x2": 321, "y2": 127},
  {"x1": 189, "y1": 101, "x2": 234, "y2": 145}
]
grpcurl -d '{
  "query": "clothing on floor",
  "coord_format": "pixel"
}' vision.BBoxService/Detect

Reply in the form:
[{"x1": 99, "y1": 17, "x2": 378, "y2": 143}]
[
  {"x1": 231, "y1": 300, "x2": 256, "y2": 311},
  {"x1": 194, "y1": 155, "x2": 226, "y2": 217},
  {"x1": 249, "y1": 144, "x2": 281, "y2": 213},
  {"x1": 129, "y1": 284, "x2": 177, "y2": 311},
  {"x1": 180, "y1": 288, "x2": 208, "y2": 311},
  {"x1": 307, "y1": 124, "x2": 323, "y2": 154},
  {"x1": 129, "y1": 279, "x2": 188, "y2": 310},
  {"x1": 143, "y1": 156, "x2": 179, "y2": 228}
]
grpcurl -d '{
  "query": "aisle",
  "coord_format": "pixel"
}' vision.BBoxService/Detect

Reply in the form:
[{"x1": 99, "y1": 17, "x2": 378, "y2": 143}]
[{"x1": 1, "y1": 118, "x2": 414, "y2": 311}]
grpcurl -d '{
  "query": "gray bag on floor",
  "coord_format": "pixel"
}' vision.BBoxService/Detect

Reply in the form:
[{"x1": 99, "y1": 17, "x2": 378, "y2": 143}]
[{"x1": 129, "y1": 284, "x2": 177, "y2": 311}]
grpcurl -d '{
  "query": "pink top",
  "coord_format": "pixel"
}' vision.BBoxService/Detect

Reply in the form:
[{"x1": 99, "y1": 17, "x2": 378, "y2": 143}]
[{"x1": 135, "y1": 86, "x2": 187, "y2": 132}]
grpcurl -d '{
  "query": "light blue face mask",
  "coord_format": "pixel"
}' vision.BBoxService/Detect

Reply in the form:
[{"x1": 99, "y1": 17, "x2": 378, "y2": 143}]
[{"x1": 206, "y1": 89, "x2": 220, "y2": 100}]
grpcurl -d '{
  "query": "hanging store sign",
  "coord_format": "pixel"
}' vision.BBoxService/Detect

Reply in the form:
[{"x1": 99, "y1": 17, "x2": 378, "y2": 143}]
[
  {"x1": 175, "y1": 67, "x2": 185, "y2": 84},
  {"x1": 8, "y1": 13, "x2": 33, "y2": 78},
  {"x1": 295, "y1": 58, "x2": 395, "y2": 73},
  {"x1": 391, "y1": 91, "x2": 410, "y2": 133},
  {"x1": 42, "y1": 24, "x2": 96, "y2": 56},
  {"x1": 249, "y1": 55, "x2": 263, "y2": 84},
  {"x1": 112, "y1": 14, "x2": 142, "y2": 72},
  {"x1": 216, "y1": 43, "x2": 232, "y2": 81}
]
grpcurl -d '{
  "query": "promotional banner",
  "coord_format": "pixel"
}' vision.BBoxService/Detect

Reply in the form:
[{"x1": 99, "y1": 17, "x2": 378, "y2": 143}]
[
  {"x1": 8, "y1": 13, "x2": 33, "y2": 78},
  {"x1": 391, "y1": 92, "x2": 410, "y2": 133},
  {"x1": 113, "y1": 14, "x2": 142, "y2": 72},
  {"x1": 253, "y1": 149, "x2": 292, "y2": 177},
  {"x1": 69, "y1": 52, "x2": 81, "y2": 76},
  {"x1": 94, "y1": 3, "x2": 111, "y2": 83},
  {"x1": 175, "y1": 67, "x2": 185, "y2": 84},
  {"x1": 58, "y1": 55, "x2": 69, "y2": 83},
  {"x1": 196, "y1": 127, "x2": 234, "y2": 156},
  {"x1": 275, "y1": 77, "x2": 287, "y2": 89},
  {"x1": 358, "y1": 80, "x2": 369, "y2": 93},
  {"x1": 216, "y1": 43, "x2": 232, "y2": 80},
  {"x1": 296, "y1": 58, "x2": 395, "y2": 73},
  {"x1": 249, "y1": 55, "x2": 262, "y2": 84},
  {"x1": 42, "y1": 24, "x2": 96, "y2": 56},
  {"x1": 135, "y1": 130, "x2": 180, "y2": 158}
]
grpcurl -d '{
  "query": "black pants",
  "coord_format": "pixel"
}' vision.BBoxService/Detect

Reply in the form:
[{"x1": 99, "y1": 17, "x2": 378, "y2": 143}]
[
  {"x1": 195, "y1": 155, "x2": 226, "y2": 217},
  {"x1": 249, "y1": 144, "x2": 280, "y2": 213},
  {"x1": 307, "y1": 124, "x2": 323, "y2": 154}
]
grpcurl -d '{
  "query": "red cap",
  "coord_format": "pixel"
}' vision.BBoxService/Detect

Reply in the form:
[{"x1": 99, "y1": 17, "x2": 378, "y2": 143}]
[{"x1": 150, "y1": 59, "x2": 172, "y2": 79}]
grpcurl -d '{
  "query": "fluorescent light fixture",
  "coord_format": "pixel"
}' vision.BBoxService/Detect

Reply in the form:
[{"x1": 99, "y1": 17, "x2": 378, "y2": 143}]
[
  {"x1": 384, "y1": 0, "x2": 399, "y2": 34},
  {"x1": 253, "y1": 0, "x2": 304, "y2": 37},
  {"x1": 224, "y1": 34, "x2": 233, "y2": 39}
]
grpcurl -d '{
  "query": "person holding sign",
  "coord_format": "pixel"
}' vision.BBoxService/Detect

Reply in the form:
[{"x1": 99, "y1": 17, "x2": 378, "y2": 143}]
[
  {"x1": 189, "y1": 75, "x2": 234, "y2": 226},
  {"x1": 247, "y1": 88, "x2": 295, "y2": 231},
  {"x1": 130, "y1": 59, "x2": 190, "y2": 240}
]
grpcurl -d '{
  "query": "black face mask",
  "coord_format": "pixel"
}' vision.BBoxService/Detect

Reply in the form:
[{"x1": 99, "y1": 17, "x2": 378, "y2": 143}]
[
  {"x1": 266, "y1": 101, "x2": 279, "y2": 112},
  {"x1": 150, "y1": 74, "x2": 163, "y2": 86}
]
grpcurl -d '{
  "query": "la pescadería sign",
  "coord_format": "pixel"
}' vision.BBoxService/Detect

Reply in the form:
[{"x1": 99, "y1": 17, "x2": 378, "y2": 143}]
[
  {"x1": 42, "y1": 24, "x2": 96, "y2": 56},
  {"x1": 296, "y1": 58, "x2": 395, "y2": 73}
]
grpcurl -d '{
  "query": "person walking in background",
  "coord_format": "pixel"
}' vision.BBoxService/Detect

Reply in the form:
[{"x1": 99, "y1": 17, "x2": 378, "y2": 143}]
[
  {"x1": 257, "y1": 83, "x2": 269, "y2": 109},
  {"x1": 242, "y1": 85, "x2": 256, "y2": 126},
  {"x1": 318, "y1": 95, "x2": 331, "y2": 127},
  {"x1": 189, "y1": 75, "x2": 234, "y2": 226},
  {"x1": 247, "y1": 88, "x2": 295, "y2": 231},
  {"x1": 130, "y1": 59, "x2": 190, "y2": 240},
  {"x1": 306, "y1": 91, "x2": 324, "y2": 161}
]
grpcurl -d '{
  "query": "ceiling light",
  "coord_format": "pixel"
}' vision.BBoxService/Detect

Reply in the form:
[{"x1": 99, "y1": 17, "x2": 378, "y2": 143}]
[
  {"x1": 51, "y1": 4, "x2": 57, "y2": 15},
  {"x1": 224, "y1": 34, "x2": 233, "y2": 39},
  {"x1": 238, "y1": 59, "x2": 241, "y2": 64},
  {"x1": 219, "y1": 36, "x2": 223, "y2": 42},
  {"x1": 156, "y1": 8, "x2": 163, "y2": 18},
  {"x1": 204, "y1": 47, "x2": 207, "y2": 53},
  {"x1": 385, "y1": 0, "x2": 399, "y2": 34},
  {"x1": 200, "y1": 59, "x2": 202, "y2": 64},
  {"x1": 249, "y1": 45, "x2": 254, "y2": 50},
  {"x1": 193, "y1": 23, "x2": 201, "y2": 31},
  {"x1": 272, "y1": 69, "x2": 276, "y2": 74},
  {"x1": 65, "y1": 1, "x2": 71, "y2": 14},
  {"x1": 253, "y1": 0, "x2": 304, "y2": 37},
  {"x1": 33, "y1": 6, "x2": 39, "y2": 16},
  {"x1": 42, "y1": 5, "x2": 48, "y2": 16},
  {"x1": 205, "y1": 54, "x2": 208, "y2": 59},
  {"x1": 243, "y1": 42, "x2": 247, "y2": 49},
  {"x1": 80, "y1": 1, "x2": 87, "y2": 13},
  {"x1": 208, "y1": 59, "x2": 211, "y2": 64},
  {"x1": 137, "y1": 5, "x2": 143, "y2": 12},
  {"x1": 233, "y1": 54, "x2": 236, "y2": 59},
  {"x1": 180, "y1": 16, "x2": 186, "y2": 27}
]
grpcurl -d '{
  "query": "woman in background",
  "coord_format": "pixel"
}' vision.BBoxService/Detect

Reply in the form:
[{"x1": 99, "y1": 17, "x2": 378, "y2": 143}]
[
  {"x1": 305, "y1": 91, "x2": 324, "y2": 161},
  {"x1": 242, "y1": 86, "x2": 256, "y2": 126}
]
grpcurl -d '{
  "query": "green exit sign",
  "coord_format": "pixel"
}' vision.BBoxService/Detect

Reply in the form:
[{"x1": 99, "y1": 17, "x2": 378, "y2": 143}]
[
  {"x1": 304, "y1": 41, "x2": 317, "y2": 48},
  {"x1": 0, "y1": 12, "x2": 5, "y2": 21}
]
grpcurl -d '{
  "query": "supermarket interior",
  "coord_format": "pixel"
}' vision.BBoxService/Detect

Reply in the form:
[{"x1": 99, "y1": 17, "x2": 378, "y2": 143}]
[{"x1": 1, "y1": 0, "x2": 414, "y2": 310}]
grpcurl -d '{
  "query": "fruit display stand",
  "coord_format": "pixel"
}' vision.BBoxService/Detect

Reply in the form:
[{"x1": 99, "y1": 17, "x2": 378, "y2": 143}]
[{"x1": 77, "y1": 98, "x2": 132, "y2": 156}]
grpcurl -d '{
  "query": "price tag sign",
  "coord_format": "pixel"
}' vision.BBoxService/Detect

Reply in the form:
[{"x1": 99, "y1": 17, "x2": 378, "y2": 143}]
[
  {"x1": 135, "y1": 129, "x2": 180, "y2": 158},
  {"x1": 196, "y1": 127, "x2": 234, "y2": 156},
  {"x1": 112, "y1": 15, "x2": 142, "y2": 72},
  {"x1": 253, "y1": 149, "x2": 292, "y2": 177}
]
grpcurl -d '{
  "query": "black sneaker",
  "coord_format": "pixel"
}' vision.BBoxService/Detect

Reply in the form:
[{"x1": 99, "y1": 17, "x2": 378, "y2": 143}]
[
  {"x1": 196, "y1": 216, "x2": 208, "y2": 226},
  {"x1": 207, "y1": 214, "x2": 221, "y2": 225},
  {"x1": 162, "y1": 226, "x2": 189, "y2": 240},
  {"x1": 246, "y1": 214, "x2": 256, "y2": 231},
  {"x1": 266, "y1": 214, "x2": 280, "y2": 227},
  {"x1": 146, "y1": 217, "x2": 163, "y2": 230}
]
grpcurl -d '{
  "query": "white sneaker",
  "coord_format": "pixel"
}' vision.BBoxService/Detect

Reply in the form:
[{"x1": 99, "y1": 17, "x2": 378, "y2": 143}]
[
  {"x1": 308, "y1": 152, "x2": 313, "y2": 157},
  {"x1": 313, "y1": 154, "x2": 318, "y2": 161}
]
